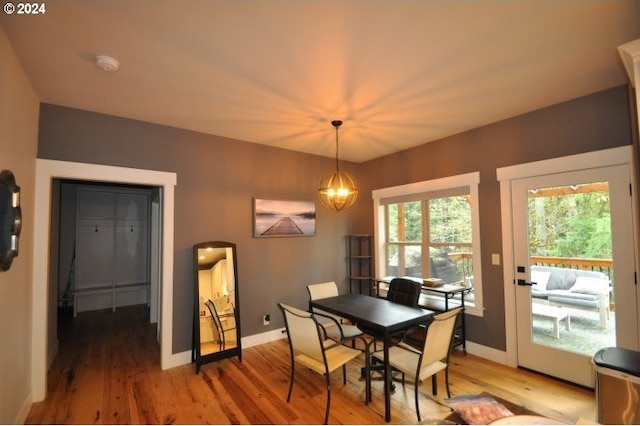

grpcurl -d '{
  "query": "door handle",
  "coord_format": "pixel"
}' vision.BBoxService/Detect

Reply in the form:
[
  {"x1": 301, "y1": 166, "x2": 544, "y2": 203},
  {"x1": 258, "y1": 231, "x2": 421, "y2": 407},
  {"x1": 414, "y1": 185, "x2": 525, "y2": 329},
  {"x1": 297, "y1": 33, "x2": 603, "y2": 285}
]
[{"x1": 517, "y1": 279, "x2": 534, "y2": 287}]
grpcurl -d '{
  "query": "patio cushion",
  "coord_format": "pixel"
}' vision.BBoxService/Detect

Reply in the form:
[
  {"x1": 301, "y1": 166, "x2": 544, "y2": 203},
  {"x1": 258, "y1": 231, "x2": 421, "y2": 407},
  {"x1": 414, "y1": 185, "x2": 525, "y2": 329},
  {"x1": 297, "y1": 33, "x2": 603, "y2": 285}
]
[
  {"x1": 570, "y1": 276, "x2": 610, "y2": 295},
  {"x1": 548, "y1": 294, "x2": 599, "y2": 309},
  {"x1": 530, "y1": 265, "x2": 610, "y2": 327},
  {"x1": 531, "y1": 266, "x2": 608, "y2": 292},
  {"x1": 531, "y1": 270, "x2": 551, "y2": 291}
]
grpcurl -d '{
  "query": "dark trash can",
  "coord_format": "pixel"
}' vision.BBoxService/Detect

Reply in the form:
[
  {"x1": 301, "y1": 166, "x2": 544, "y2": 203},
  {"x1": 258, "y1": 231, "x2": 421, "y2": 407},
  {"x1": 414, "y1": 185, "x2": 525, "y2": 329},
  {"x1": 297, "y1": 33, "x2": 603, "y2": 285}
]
[{"x1": 592, "y1": 347, "x2": 640, "y2": 424}]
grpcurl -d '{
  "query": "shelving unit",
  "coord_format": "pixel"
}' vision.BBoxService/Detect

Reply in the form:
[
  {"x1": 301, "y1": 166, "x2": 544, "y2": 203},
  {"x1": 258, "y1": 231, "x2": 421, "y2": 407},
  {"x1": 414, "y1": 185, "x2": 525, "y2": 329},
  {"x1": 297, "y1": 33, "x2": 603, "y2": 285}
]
[{"x1": 346, "y1": 235, "x2": 374, "y2": 295}]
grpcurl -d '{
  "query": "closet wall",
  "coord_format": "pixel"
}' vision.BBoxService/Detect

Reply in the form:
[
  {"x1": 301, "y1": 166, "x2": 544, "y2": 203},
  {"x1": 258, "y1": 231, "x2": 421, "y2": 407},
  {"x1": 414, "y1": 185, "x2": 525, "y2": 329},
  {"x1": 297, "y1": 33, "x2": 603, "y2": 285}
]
[{"x1": 59, "y1": 182, "x2": 152, "y2": 314}]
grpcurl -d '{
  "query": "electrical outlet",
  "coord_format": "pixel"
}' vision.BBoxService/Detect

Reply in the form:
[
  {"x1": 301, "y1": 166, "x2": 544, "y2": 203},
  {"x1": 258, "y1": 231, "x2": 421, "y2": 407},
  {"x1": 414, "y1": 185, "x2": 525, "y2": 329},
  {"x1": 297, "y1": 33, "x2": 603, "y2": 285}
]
[{"x1": 263, "y1": 313, "x2": 270, "y2": 325}]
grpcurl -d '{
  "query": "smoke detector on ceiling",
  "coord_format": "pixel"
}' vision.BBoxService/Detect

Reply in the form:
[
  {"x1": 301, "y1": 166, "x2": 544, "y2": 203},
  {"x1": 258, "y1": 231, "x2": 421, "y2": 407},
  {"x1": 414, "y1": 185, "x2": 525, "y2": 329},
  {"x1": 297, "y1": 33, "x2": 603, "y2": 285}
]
[{"x1": 95, "y1": 55, "x2": 120, "y2": 72}]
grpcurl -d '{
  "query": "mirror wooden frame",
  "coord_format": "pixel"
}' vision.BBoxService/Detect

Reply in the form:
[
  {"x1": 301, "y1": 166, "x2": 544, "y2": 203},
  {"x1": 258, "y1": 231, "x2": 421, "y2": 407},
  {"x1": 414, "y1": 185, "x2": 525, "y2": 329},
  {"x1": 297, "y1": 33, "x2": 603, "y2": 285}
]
[
  {"x1": 192, "y1": 241, "x2": 242, "y2": 373},
  {"x1": 0, "y1": 170, "x2": 21, "y2": 272}
]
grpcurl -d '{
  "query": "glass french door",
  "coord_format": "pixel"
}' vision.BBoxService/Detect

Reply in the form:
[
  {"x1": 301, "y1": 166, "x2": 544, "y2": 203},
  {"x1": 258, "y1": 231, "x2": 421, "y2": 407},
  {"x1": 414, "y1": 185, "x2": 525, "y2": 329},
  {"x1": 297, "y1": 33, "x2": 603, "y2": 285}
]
[{"x1": 512, "y1": 165, "x2": 637, "y2": 387}]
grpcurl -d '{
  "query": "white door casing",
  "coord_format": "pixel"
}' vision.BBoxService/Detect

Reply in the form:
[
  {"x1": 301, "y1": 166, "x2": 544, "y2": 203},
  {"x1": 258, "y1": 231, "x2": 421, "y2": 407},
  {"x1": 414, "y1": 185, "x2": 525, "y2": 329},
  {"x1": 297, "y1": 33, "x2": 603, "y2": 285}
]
[
  {"x1": 32, "y1": 159, "x2": 178, "y2": 402},
  {"x1": 512, "y1": 165, "x2": 636, "y2": 386},
  {"x1": 498, "y1": 146, "x2": 639, "y2": 377}
]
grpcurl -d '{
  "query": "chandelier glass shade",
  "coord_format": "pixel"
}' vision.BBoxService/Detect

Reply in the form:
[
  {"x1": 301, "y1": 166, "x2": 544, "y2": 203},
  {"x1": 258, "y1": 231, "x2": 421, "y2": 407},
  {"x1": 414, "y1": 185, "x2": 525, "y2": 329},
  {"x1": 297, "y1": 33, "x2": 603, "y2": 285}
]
[{"x1": 317, "y1": 120, "x2": 358, "y2": 211}]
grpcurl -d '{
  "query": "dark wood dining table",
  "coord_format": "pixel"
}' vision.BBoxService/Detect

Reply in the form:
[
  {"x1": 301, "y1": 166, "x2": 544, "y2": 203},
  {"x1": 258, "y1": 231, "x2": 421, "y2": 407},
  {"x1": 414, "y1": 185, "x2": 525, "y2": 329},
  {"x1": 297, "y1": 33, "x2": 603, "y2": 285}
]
[{"x1": 309, "y1": 293, "x2": 434, "y2": 422}]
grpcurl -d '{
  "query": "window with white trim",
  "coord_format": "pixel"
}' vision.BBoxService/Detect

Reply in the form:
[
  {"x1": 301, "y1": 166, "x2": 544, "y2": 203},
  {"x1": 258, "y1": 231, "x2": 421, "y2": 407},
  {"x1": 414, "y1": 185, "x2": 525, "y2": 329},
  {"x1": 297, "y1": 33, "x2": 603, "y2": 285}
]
[{"x1": 372, "y1": 172, "x2": 483, "y2": 316}]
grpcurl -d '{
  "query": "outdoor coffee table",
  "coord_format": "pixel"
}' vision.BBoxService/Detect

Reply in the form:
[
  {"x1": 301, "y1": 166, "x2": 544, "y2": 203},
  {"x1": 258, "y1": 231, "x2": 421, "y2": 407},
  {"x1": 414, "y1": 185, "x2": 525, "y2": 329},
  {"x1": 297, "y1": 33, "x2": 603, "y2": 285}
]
[{"x1": 532, "y1": 303, "x2": 571, "y2": 338}]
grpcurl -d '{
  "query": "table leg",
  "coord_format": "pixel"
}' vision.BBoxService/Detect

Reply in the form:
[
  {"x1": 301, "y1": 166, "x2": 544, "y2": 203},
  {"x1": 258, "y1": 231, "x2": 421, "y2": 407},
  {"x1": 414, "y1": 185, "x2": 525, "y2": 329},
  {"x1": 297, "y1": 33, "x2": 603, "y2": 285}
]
[
  {"x1": 365, "y1": 341, "x2": 371, "y2": 404},
  {"x1": 384, "y1": 338, "x2": 391, "y2": 422}
]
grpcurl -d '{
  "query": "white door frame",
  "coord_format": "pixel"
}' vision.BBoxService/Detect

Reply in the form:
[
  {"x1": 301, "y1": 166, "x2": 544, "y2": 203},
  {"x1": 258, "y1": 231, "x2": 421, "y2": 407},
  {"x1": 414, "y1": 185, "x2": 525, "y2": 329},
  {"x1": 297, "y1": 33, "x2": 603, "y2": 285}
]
[
  {"x1": 32, "y1": 159, "x2": 179, "y2": 402},
  {"x1": 497, "y1": 145, "x2": 638, "y2": 368},
  {"x1": 150, "y1": 195, "x2": 161, "y2": 328}
]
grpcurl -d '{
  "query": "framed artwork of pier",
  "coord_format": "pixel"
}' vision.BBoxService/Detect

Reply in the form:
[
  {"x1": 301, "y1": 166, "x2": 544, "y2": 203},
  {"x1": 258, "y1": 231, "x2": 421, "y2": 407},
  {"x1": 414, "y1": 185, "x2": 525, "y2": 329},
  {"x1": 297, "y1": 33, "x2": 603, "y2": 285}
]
[{"x1": 253, "y1": 198, "x2": 316, "y2": 238}]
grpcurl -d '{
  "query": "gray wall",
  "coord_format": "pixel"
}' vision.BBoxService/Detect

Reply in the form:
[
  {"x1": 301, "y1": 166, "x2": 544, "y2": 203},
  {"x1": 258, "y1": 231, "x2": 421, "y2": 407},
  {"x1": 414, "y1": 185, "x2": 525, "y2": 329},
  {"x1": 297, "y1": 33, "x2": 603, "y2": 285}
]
[
  {"x1": 355, "y1": 85, "x2": 632, "y2": 350},
  {"x1": 37, "y1": 104, "x2": 359, "y2": 353},
  {"x1": 38, "y1": 84, "x2": 632, "y2": 355}
]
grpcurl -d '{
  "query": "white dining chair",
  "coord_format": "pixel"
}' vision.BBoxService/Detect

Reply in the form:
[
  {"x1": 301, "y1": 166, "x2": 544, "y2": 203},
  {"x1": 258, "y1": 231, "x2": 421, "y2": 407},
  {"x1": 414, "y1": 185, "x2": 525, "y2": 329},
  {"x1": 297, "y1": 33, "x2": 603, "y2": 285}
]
[
  {"x1": 307, "y1": 281, "x2": 367, "y2": 346},
  {"x1": 370, "y1": 307, "x2": 463, "y2": 421},
  {"x1": 278, "y1": 302, "x2": 362, "y2": 424}
]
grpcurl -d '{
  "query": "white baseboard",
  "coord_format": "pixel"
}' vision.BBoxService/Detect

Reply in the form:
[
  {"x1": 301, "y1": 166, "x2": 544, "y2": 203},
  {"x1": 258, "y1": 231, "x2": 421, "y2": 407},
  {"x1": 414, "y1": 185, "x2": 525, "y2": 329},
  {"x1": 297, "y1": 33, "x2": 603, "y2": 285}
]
[
  {"x1": 161, "y1": 328, "x2": 287, "y2": 371},
  {"x1": 14, "y1": 389, "x2": 32, "y2": 424},
  {"x1": 163, "y1": 332, "x2": 506, "y2": 372},
  {"x1": 162, "y1": 349, "x2": 192, "y2": 370},
  {"x1": 464, "y1": 340, "x2": 508, "y2": 365},
  {"x1": 242, "y1": 328, "x2": 287, "y2": 348}
]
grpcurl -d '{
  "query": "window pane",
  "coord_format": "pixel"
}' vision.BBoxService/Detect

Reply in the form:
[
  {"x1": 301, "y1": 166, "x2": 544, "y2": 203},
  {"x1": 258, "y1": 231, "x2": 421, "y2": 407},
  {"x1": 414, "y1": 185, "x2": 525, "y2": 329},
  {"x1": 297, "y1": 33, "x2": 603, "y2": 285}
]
[
  {"x1": 386, "y1": 195, "x2": 474, "y2": 289},
  {"x1": 387, "y1": 244, "x2": 422, "y2": 277},
  {"x1": 388, "y1": 204, "x2": 398, "y2": 241},
  {"x1": 430, "y1": 246, "x2": 463, "y2": 283},
  {"x1": 429, "y1": 196, "x2": 471, "y2": 243},
  {"x1": 429, "y1": 246, "x2": 473, "y2": 283},
  {"x1": 386, "y1": 243, "x2": 398, "y2": 275},
  {"x1": 376, "y1": 173, "x2": 482, "y2": 315},
  {"x1": 403, "y1": 201, "x2": 422, "y2": 242},
  {"x1": 527, "y1": 183, "x2": 611, "y2": 259},
  {"x1": 403, "y1": 245, "x2": 422, "y2": 278}
]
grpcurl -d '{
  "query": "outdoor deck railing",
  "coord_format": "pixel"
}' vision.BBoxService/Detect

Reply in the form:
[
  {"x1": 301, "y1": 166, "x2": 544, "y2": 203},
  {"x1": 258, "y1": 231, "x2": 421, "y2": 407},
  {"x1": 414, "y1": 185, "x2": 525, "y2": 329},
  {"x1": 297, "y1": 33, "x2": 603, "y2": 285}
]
[
  {"x1": 446, "y1": 253, "x2": 613, "y2": 279},
  {"x1": 530, "y1": 256, "x2": 613, "y2": 282},
  {"x1": 436, "y1": 253, "x2": 614, "y2": 306}
]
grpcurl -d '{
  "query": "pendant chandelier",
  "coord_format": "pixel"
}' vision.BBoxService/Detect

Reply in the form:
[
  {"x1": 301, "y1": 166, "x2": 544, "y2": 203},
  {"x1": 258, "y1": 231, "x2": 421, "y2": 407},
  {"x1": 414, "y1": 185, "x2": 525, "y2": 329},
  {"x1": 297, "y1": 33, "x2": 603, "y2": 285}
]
[{"x1": 317, "y1": 120, "x2": 359, "y2": 211}]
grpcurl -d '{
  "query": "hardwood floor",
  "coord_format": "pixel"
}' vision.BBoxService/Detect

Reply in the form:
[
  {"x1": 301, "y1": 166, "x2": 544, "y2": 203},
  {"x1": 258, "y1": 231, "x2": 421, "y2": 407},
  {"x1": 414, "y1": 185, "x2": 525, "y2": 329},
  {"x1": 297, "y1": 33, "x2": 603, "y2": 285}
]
[{"x1": 26, "y1": 305, "x2": 596, "y2": 424}]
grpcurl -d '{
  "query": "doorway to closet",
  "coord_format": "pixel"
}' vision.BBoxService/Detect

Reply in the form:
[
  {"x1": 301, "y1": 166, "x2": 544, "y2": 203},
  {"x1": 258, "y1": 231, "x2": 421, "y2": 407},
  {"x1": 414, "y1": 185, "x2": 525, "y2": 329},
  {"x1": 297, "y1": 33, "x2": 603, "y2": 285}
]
[{"x1": 32, "y1": 159, "x2": 176, "y2": 402}]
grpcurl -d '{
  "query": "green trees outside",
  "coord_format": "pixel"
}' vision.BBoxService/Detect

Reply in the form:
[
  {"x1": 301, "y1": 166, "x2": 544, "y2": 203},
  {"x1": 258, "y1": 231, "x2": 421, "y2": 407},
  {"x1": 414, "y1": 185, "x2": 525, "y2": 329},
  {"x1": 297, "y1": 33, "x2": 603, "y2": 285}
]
[
  {"x1": 388, "y1": 197, "x2": 471, "y2": 244},
  {"x1": 388, "y1": 186, "x2": 611, "y2": 261},
  {"x1": 387, "y1": 197, "x2": 472, "y2": 280},
  {"x1": 528, "y1": 187, "x2": 612, "y2": 259},
  {"x1": 386, "y1": 185, "x2": 611, "y2": 285},
  {"x1": 429, "y1": 196, "x2": 471, "y2": 244}
]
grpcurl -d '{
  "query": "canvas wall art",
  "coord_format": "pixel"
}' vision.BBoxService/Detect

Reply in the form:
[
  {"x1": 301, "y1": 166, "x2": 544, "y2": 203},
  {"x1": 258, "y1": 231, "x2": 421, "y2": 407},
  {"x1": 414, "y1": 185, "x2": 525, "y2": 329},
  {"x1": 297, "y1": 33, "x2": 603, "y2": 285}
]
[{"x1": 253, "y1": 198, "x2": 316, "y2": 237}]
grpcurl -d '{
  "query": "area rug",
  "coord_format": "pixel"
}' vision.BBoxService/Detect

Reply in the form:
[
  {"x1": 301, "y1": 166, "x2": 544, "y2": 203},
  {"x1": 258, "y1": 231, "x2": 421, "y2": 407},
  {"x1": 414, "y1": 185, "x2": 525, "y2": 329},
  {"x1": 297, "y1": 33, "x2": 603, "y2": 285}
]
[{"x1": 442, "y1": 392, "x2": 541, "y2": 425}]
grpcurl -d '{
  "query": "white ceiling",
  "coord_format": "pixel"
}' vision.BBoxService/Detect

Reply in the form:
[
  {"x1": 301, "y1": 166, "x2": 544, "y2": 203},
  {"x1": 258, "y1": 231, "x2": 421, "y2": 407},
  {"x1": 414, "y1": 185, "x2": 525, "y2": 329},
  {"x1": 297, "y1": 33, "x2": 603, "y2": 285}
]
[{"x1": 2, "y1": 1, "x2": 639, "y2": 163}]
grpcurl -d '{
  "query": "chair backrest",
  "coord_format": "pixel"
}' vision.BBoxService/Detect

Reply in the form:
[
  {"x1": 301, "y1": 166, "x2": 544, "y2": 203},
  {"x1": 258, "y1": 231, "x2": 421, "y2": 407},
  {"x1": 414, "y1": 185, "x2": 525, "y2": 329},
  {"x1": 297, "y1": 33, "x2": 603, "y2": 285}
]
[
  {"x1": 307, "y1": 281, "x2": 344, "y2": 324},
  {"x1": 205, "y1": 299, "x2": 223, "y2": 335},
  {"x1": 420, "y1": 307, "x2": 463, "y2": 368},
  {"x1": 387, "y1": 277, "x2": 421, "y2": 307},
  {"x1": 212, "y1": 296, "x2": 236, "y2": 329},
  {"x1": 307, "y1": 281, "x2": 339, "y2": 300},
  {"x1": 279, "y1": 302, "x2": 325, "y2": 363},
  {"x1": 212, "y1": 296, "x2": 228, "y2": 313}
]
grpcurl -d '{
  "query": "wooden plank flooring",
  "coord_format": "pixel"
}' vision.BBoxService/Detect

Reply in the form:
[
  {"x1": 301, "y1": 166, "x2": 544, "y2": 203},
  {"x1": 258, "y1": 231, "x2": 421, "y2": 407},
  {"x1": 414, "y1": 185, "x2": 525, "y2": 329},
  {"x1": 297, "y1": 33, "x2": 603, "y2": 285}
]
[{"x1": 26, "y1": 305, "x2": 596, "y2": 424}]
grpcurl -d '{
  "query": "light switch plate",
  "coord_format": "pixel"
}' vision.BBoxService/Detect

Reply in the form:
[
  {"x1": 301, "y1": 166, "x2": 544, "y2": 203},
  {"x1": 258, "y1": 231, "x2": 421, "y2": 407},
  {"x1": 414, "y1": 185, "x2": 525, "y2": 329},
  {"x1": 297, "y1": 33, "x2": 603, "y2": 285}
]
[{"x1": 492, "y1": 253, "x2": 500, "y2": 265}]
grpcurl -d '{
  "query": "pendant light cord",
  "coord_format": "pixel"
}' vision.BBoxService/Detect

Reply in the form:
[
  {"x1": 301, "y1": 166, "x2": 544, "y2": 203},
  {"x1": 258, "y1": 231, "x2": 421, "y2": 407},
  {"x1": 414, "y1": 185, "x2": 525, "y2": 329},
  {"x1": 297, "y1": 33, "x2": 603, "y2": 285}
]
[
  {"x1": 335, "y1": 125, "x2": 340, "y2": 173},
  {"x1": 332, "y1": 120, "x2": 343, "y2": 174}
]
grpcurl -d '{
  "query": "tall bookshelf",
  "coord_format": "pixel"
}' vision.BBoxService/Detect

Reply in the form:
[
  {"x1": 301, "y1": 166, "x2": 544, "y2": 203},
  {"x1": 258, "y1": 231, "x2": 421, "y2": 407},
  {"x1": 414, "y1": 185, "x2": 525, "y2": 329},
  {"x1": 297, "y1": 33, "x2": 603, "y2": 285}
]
[{"x1": 346, "y1": 235, "x2": 374, "y2": 295}]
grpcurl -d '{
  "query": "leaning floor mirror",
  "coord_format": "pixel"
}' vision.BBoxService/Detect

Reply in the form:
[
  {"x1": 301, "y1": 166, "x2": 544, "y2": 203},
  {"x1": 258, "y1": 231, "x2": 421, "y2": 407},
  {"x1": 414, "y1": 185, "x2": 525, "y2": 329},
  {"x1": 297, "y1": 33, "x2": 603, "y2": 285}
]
[{"x1": 193, "y1": 241, "x2": 242, "y2": 373}]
